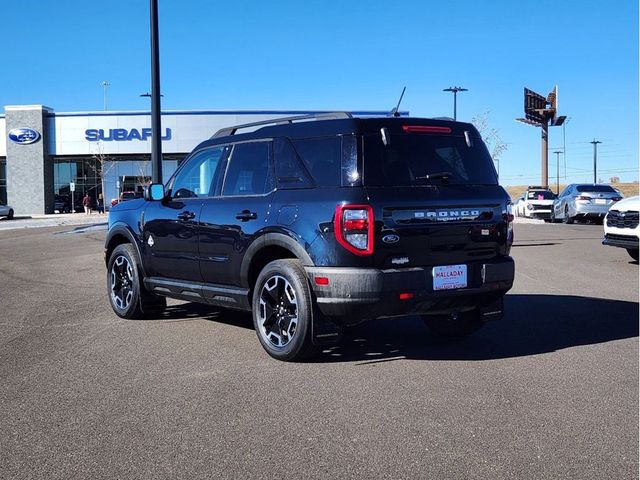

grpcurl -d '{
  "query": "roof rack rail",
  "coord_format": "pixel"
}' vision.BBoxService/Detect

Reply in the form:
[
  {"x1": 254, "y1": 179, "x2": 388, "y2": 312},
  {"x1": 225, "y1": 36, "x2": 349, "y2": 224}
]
[{"x1": 211, "y1": 111, "x2": 353, "y2": 138}]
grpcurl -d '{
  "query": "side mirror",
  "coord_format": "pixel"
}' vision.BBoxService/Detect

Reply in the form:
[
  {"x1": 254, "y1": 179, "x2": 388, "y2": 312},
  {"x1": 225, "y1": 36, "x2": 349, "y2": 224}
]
[{"x1": 145, "y1": 183, "x2": 165, "y2": 201}]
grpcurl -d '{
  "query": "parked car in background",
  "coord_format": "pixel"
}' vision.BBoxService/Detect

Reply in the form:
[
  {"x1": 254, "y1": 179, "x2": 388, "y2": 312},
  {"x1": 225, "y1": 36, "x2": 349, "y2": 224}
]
[
  {"x1": 513, "y1": 194, "x2": 525, "y2": 217},
  {"x1": 603, "y1": 195, "x2": 639, "y2": 261},
  {"x1": 0, "y1": 201, "x2": 14, "y2": 219},
  {"x1": 552, "y1": 184, "x2": 622, "y2": 224},
  {"x1": 516, "y1": 186, "x2": 556, "y2": 220},
  {"x1": 54, "y1": 195, "x2": 71, "y2": 213},
  {"x1": 110, "y1": 191, "x2": 143, "y2": 207}
]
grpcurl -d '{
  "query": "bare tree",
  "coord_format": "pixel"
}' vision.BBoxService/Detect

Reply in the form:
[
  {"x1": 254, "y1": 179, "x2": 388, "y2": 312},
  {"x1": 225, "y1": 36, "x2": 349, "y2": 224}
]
[
  {"x1": 91, "y1": 141, "x2": 116, "y2": 208},
  {"x1": 472, "y1": 111, "x2": 508, "y2": 178},
  {"x1": 133, "y1": 160, "x2": 151, "y2": 192}
]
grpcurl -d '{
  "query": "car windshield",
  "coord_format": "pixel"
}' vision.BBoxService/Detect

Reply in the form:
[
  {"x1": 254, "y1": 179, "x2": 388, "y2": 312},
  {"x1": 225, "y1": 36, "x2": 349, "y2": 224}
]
[
  {"x1": 363, "y1": 133, "x2": 497, "y2": 186},
  {"x1": 576, "y1": 185, "x2": 616, "y2": 193},
  {"x1": 527, "y1": 190, "x2": 555, "y2": 200}
]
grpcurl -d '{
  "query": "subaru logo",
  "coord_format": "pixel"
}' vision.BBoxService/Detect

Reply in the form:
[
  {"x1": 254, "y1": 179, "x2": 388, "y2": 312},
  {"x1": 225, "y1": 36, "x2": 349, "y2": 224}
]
[
  {"x1": 382, "y1": 233, "x2": 400, "y2": 244},
  {"x1": 8, "y1": 128, "x2": 40, "y2": 145}
]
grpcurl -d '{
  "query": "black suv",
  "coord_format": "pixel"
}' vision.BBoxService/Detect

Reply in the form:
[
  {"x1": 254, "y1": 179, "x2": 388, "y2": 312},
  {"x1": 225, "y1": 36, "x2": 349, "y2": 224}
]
[{"x1": 105, "y1": 113, "x2": 515, "y2": 361}]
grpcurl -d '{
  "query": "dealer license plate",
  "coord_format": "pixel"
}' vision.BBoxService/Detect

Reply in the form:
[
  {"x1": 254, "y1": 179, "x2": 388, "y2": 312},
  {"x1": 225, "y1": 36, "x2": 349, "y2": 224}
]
[
  {"x1": 595, "y1": 199, "x2": 607, "y2": 205},
  {"x1": 433, "y1": 264, "x2": 468, "y2": 291}
]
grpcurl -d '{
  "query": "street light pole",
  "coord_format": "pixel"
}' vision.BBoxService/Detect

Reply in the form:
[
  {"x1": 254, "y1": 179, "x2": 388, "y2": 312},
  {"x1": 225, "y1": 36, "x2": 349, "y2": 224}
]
[
  {"x1": 443, "y1": 86, "x2": 468, "y2": 121},
  {"x1": 149, "y1": 0, "x2": 163, "y2": 184},
  {"x1": 590, "y1": 139, "x2": 602, "y2": 184},
  {"x1": 553, "y1": 151, "x2": 562, "y2": 195},
  {"x1": 101, "y1": 81, "x2": 110, "y2": 111}
]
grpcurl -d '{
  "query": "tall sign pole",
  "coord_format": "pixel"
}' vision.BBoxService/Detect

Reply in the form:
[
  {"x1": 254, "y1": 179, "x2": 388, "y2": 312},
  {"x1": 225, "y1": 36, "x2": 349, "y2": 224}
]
[
  {"x1": 150, "y1": 0, "x2": 163, "y2": 184},
  {"x1": 516, "y1": 86, "x2": 566, "y2": 189},
  {"x1": 553, "y1": 151, "x2": 562, "y2": 194},
  {"x1": 541, "y1": 121, "x2": 549, "y2": 188},
  {"x1": 591, "y1": 139, "x2": 602, "y2": 184}
]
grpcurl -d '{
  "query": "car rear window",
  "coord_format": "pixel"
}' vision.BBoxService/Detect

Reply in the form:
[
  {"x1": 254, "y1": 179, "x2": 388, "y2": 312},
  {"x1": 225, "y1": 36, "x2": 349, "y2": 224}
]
[
  {"x1": 576, "y1": 185, "x2": 616, "y2": 193},
  {"x1": 527, "y1": 190, "x2": 555, "y2": 200},
  {"x1": 363, "y1": 133, "x2": 497, "y2": 186}
]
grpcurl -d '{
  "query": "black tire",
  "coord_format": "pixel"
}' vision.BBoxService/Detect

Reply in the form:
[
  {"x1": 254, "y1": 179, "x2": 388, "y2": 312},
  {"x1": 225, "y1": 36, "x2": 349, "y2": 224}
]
[
  {"x1": 107, "y1": 243, "x2": 165, "y2": 319},
  {"x1": 422, "y1": 309, "x2": 484, "y2": 338},
  {"x1": 252, "y1": 259, "x2": 316, "y2": 361},
  {"x1": 7, "y1": 209, "x2": 14, "y2": 220},
  {"x1": 627, "y1": 249, "x2": 639, "y2": 262},
  {"x1": 563, "y1": 206, "x2": 574, "y2": 224}
]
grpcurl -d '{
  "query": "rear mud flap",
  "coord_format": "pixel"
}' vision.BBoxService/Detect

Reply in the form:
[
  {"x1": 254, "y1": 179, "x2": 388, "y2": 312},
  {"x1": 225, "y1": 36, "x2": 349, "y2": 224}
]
[
  {"x1": 479, "y1": 296, "x2": 504, "y2": 321},
  {"x1": 312, "y1": 309, "x2": 343, "y2": 346}
]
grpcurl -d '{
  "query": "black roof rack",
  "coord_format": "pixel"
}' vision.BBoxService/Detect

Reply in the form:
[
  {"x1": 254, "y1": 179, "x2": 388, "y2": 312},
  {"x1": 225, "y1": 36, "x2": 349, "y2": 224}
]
[{"x1": 211, "y1": 111, "x2": 353, "y2": 138}]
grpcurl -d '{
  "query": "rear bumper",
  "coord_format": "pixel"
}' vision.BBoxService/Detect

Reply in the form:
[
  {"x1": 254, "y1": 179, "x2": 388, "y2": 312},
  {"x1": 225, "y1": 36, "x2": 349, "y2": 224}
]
[
  {"x1": 603, "y1": 233, "x2": 639, "y2": 250},
  {"x1": 305, "y1": 257, "x2": 514, "y2": 322}
]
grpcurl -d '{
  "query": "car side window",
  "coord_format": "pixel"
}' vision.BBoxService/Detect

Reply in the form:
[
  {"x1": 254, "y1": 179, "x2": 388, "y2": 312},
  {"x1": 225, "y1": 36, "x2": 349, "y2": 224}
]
[
  {"x1": 171, "y1": 146, "x2": 226, "y2": 199},
  {"x1": 274, "y1": 138, "x2": 313, "y2": 189},
  {"x1": 222, "y1": 141, "x2": 274, "y2": 196}
]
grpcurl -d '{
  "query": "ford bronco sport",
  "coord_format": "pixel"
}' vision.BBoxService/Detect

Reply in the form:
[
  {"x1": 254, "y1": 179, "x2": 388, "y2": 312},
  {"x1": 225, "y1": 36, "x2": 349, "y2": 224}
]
[{"x1": 105, "y1": 113, "x2": 515, "y2": 361}]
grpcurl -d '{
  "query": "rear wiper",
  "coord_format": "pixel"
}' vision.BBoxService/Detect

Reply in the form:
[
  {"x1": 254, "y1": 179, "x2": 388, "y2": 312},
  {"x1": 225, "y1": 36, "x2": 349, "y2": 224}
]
[{"x1": 414, "y1": 171, "x2": 453, "y2": 182}]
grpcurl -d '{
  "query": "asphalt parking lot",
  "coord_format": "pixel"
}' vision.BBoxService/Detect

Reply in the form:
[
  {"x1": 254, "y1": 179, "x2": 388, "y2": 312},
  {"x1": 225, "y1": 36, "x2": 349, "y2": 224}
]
[{"x1": 0, "y1": 222, "x2": 637, "y2": 479}]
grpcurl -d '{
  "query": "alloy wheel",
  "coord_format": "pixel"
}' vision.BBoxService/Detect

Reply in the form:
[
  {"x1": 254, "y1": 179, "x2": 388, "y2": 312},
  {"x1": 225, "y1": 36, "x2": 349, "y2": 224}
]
[
  {"x1": 258, "y1": 275, "x2": 298, "y2": 348},
  {"x1": 110, "y1": 255, "x2": 134, "y2": 310}
]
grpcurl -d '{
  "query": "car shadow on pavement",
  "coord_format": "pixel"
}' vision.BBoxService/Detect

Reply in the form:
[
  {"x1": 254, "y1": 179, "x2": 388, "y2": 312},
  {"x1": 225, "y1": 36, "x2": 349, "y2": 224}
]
[
  {"x1": 150, "y1": 302, "x2": 254, "y2": 330},
  {"x1": 0, "y1": 216, "x2": 32, "y2": 221},
  {"x1": 314, "y1": 294, "x2": 639, "y2": 363}
]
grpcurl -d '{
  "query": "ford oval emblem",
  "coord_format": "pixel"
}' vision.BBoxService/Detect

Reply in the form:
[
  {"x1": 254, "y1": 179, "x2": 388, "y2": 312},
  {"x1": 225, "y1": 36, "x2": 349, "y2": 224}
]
[
  {"x1": 8, "y1": 128, "x2": 41, "y2": 145},
  {"x1": 382, "y1": 233, "x2": 400, "y2": 244}
]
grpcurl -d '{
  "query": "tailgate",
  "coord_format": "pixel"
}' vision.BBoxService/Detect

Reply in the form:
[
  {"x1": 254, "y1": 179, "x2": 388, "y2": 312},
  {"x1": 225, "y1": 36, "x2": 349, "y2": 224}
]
[{"x1": 367, "y1": 185, "x2": 510, "y2": 269}]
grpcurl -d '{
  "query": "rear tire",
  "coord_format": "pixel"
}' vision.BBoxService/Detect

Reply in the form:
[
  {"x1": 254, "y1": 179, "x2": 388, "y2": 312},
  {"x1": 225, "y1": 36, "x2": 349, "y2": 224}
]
[
  {"x1": 252, "y1": 259, "x2": 316, "y2": 361},
  {"x1": 627, "y1": 249, "x2": 639, "y2": 262},
  {"x1": 422, "y1": 310, "x2": 484, "y2": 338},
  {"x1": 7, "y1": 209, "x2": 14, "y2": 220}
]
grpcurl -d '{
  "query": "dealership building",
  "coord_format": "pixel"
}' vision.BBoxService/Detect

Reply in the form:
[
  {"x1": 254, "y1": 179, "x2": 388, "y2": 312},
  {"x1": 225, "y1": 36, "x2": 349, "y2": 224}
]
[{"x1": 0, "y1": 105, "x2": 400, "y2": 214}]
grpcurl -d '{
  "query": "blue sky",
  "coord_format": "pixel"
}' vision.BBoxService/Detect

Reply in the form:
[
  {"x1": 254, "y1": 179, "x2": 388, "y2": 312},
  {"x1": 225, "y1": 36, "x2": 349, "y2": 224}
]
[{"x1": 2, "y1": 0, "x2": 637, "y2": 186}]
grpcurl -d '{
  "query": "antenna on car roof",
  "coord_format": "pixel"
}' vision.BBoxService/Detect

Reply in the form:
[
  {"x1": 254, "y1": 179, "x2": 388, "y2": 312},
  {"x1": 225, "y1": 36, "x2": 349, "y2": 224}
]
[{"x1": 390, "y1": 86, "x2": 406, "y2": 117}]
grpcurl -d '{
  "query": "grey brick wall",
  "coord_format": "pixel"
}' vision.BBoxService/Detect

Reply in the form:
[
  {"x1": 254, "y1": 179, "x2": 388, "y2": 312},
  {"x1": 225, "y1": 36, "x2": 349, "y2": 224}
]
[{"x1": 5, "y1": 106, "x2": 53, "y2": 214}]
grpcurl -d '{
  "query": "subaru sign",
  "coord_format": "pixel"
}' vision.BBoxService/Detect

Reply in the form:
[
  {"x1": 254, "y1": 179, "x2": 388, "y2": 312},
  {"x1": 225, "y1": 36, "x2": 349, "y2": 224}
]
[
  {"x1": 8, "y1": 128, "x2": 41, "y2": 145},
  {"x1": 85, "y1": 128, "x2": 172, "y2": 142}
]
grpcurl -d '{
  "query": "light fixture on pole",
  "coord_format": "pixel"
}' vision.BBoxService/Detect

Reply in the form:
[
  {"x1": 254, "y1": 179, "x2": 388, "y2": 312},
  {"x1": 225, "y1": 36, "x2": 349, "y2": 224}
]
[{"x1": 443, "y1": 86, "x2": 468, "y2": 121}]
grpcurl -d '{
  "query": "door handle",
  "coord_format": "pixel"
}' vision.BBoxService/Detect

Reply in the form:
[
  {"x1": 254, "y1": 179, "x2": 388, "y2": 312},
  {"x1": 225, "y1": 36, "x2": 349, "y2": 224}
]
[
  {"x1": 177, "y1": 211, "x2": 196, "y2": 221},
  {"x1": 236, "y1": 210, "x2": 257, "y2": 221}
]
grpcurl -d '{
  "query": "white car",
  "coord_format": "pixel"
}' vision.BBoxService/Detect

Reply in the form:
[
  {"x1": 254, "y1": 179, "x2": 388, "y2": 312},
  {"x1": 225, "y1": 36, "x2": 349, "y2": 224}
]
[
  {"x1": 603, "y1": 195, "x2": 639, "y2": 261},
  {"x1": 517, "y1": 187, "x2": 556, "y2": 220},
  {"x1": 0, "y1": 201, "x2": 14, "y2": 219}
]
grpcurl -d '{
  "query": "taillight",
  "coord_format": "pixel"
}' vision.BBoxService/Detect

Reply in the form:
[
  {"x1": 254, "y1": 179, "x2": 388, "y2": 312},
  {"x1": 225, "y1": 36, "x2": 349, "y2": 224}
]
[
  {"x1": 334, "y1": 204, "x2": 374, "y2": 256},
  {"x1": 504, "y1": 202, "x2": 514, "y2": 245},
  {"x1": 575, "y1": 195, "x2": 591, "y2": 202},
  {"x1": 613, "y1": 196, "x2": 622, "y2": 202}
]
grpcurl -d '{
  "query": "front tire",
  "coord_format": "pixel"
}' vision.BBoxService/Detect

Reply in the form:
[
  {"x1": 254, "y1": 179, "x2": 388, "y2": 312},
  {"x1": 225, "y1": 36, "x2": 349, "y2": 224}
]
[
  {"x1": 7, "y1": 209, "x2": 14, "y2": 220},
  {"x1": 252, "y1": 259, "x2": 315, "y2": 361},
  {"x1": 563, "y1": 206, "x2": 574, "y2": 224},
  {"x1": 107, "y1": 244, "x2": 165, "y2": 319},
  {"x1": 627, "y1": 249, "x2": 639, "y2": 262},
  {"x1": 422, "y1": 309, "x2": 484, "y2": 338}
]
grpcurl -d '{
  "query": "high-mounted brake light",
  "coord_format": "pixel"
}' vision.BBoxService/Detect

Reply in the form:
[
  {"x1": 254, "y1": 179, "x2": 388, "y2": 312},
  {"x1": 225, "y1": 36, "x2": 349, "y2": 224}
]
[
  {"x1": 334, "y1": 204, "x2": 374, "y2": 256},
  {"x1": 402, "y1": 125, "x2": 452, "y2": 134}
]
